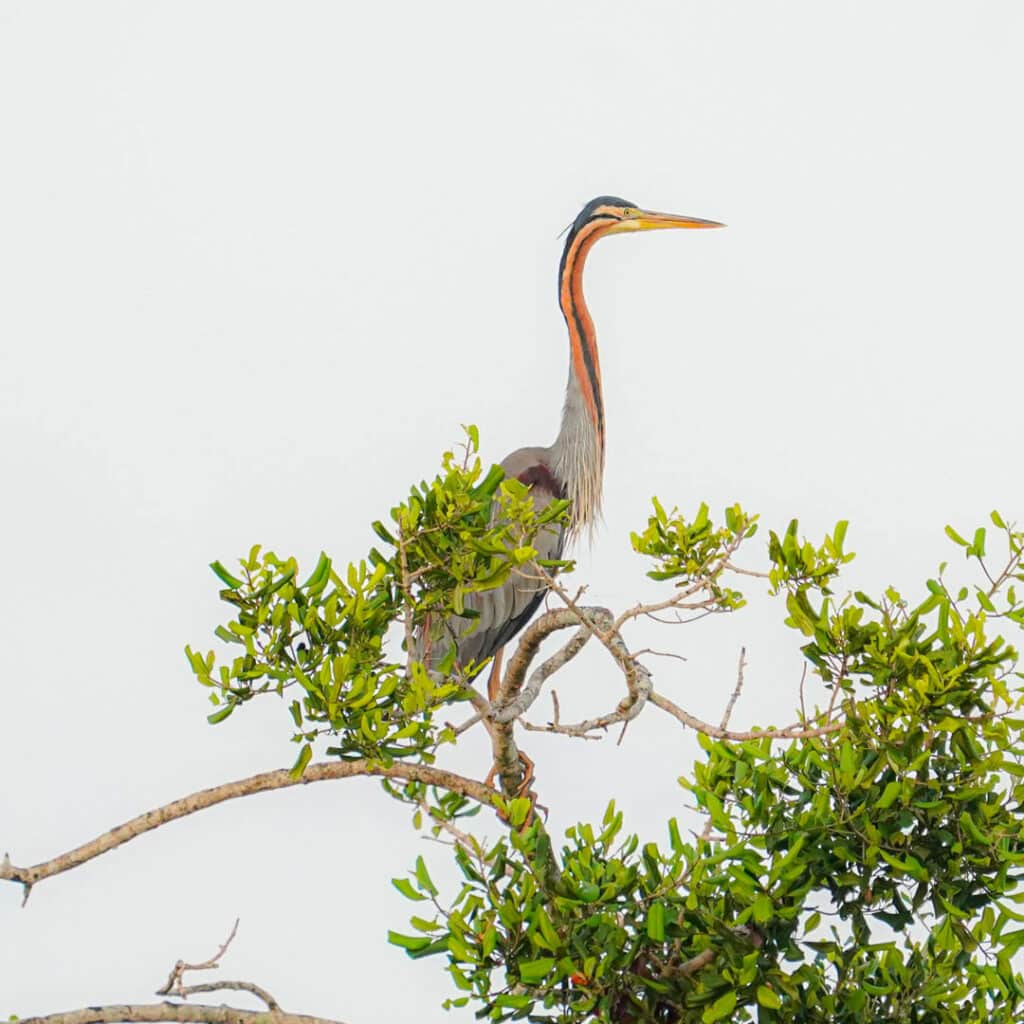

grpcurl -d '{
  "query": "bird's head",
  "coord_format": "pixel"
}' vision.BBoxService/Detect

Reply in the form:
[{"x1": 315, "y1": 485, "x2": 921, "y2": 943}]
[{"x1": 566, "y1": 196, "x2": 724, "y2": 242}]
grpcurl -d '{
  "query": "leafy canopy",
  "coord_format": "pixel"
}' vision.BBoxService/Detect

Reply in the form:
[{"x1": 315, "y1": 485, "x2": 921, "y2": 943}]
[{"x1": 191, "y1": 431, "x2": 1024, "y2": 1022}]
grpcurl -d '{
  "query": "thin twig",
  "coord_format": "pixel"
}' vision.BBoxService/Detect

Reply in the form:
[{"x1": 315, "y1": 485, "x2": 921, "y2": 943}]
[
  {"x1": 649, "y1": 690, "x2": 842, "y2": 741},
  {"x1": 631, "y1": 648, "x2": 688, "y2": 663},
  {"x1": 156, "y1": 919, "x2": 240, "y2": 997},
  {"x1": 719, "y1": 647, "x2": 746, "y2": 731},
  {"x1": 418, "y1": 798, "x2": 478, "y2": 857}
]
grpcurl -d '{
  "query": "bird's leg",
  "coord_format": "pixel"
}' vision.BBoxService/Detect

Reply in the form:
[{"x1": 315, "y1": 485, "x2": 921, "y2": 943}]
[
  {"x1": 486, "y1": 748, "x2": 537, "y2": 829},
  {"x1": 486, "y1": 646, "x2": 506, "y2": 703},
  {"x1": 485, "y1": 748, "x2": 535, "y2": 797},
  {"x1": 483, "y1": 644, "x2": 537, "y2": 825}
]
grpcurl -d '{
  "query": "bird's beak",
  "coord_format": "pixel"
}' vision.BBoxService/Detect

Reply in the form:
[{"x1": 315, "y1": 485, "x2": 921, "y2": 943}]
[{"x1": 614, "y1": 209, "x2": 725, "y2": 233}]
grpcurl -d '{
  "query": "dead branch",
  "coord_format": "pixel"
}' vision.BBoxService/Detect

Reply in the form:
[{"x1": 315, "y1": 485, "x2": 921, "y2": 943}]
[
  {"x1": 1, "y1": 761, "x2": 498, "y2": 900},
  {"x1": 719, "y1": 647, "x2": 747, "y2": 730},
  {"x1": 156, "y1": 919, "x2": 242, "y2": 999}
]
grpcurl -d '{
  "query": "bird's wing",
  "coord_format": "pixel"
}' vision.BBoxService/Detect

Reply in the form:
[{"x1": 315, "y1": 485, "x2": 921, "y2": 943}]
[
  {"x1": 446, "y1": 513, "x2": 564, "y2": 678},
  {"x1": 416, "y1": 463, "x2": 564, "y2": 679}
]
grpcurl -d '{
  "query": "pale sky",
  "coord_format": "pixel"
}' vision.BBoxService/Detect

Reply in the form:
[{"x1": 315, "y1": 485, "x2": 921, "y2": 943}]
[{"x1": 2, "y1": 3, "x2": 1023, "y2": 1020}]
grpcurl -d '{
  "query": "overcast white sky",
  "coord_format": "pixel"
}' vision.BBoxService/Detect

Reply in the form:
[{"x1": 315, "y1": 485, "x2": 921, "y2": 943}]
[{"x1": 2, "y1": 2, "x2": 1023, "y2": 1020}]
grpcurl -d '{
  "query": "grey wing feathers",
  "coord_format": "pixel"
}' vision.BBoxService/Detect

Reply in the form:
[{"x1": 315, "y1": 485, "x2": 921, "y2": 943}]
[
  {"x1": 436, "y1": 515, "x2": 564, "y2": 678},
  {"x1": 414, "y1": 448, "x2": 564, "y2": 679}
]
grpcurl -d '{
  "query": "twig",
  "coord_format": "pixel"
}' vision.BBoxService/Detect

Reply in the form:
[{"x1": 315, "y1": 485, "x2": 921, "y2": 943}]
[
  {"x1": 418, "y1": 799, "x2": 477, "y2": 857},
  {"x1": 156, "y1": 919, "x2": 241, "y2": 997},
  {"x1": 174, "y1": 983, "x2": 280, "y2": 1010},
  {"x1": 631, "y1": 648, "x2": 688, "y2": 663},
  {"x1": 723, "y1": 561, "x2": 771, "y2": 580},
  {"x1": 719, "y1": 647, "x2": 746, "y2": 730},
  {"x1": 798, "y1": 662, "x2": 808, "y2": 723},
  {"x1": 1, "y1": 761, "x2": 499, "y2": 897},
  {"x1": 649, "y1": 690, "x2": 842, "y2": 741}
]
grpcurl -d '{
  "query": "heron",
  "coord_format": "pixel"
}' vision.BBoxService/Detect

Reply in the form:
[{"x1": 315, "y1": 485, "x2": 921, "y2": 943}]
[{"x1": 417, "y1": 196, "x2": 723, "y2": 703}]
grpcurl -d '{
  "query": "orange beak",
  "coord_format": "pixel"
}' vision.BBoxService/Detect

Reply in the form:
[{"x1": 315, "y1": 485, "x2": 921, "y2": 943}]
[{"x1": 612, "y1": 209, "x2": 725, "y2": 233}]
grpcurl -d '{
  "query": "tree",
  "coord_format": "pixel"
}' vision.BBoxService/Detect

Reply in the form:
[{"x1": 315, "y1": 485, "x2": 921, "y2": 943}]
[{"x1": 5, "y1": 430, "x2": 1024, "y2": 1023}]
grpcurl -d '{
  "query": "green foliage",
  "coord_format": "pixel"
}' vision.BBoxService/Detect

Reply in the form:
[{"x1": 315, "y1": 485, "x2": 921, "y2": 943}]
[
  {"x1": 389, "y1": 507, "x2": 1024, "y2": 1021},
  {"x1": 185, "y1": 429, "x2": 571, "y2": 767},
  {"x1": 631, "y1": 499, "x2": 758, "y2": 611},
  {"x1": 189, "y1": 432, "x2": 1024, "y2": 1021}
]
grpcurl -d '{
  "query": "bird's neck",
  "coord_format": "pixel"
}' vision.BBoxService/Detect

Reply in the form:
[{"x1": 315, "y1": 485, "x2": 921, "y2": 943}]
[{"x1": 552, "y1": 225, "x2": 606, "y2": 539}]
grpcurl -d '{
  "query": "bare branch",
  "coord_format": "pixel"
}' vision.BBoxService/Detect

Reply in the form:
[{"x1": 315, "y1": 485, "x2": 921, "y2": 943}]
[
  {"x1": 14, "y1": 1004, "x2": 344, "y2": 1024},
  {"x1": 172, "y1": 982, "x2": 281, "y2": 1011},
  {"x1": 156, "y1": 919, "x2": 241, "y2": 998},
  {"x1": 719, "y1": 647, "x2": 747, "y2": 730},
  {"x1": 492, "y1": 610, "x2": 597, "y2": 723},
  {"x1": 723, "y1": 561, "x2": 771, "y2": 580},
  {"x1": 649, "y1": 690, "x2": 842, "y2": 741},
  {"x1": 2, "y1": 761, "x2": 498, "y2": 897},
  {"x1": 418, "y1": 798, "x2": 478, "y2": 857}
]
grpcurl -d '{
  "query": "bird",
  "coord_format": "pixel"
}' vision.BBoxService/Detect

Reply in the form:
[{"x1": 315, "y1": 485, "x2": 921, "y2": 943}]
[{"x1": 417, "y1": 197, "x2": 723, "y2": 701}]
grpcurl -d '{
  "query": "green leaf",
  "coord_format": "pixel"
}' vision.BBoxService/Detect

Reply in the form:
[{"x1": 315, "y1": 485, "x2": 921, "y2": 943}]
[
  {"x1": 703, "y1": 989, "x2": 737, "y2": 1022},
  {"x1": 289, "y1": 742, "x2": 312, "y2": 780},
  {"x1": 518, "y1": 957, "x2": 555, "y2": 984},
  {"x1": 757, "y1": 985, "x2": 782, "y2": 1009},
  {"x1": 945, "y1": 525, "x2": 968, "y2": 547},
  {"x1": 371, "y1": 520, "x2": 396, "y2": 544},
  {"x1": 210, "y1": 560, "x2": 244, "y2": 589},
  {"x1": 752, "y1": 894, "x2": 773, "y2": 923},
  {"x1": 387, "y1": 930, "x2": 432, "y2": 954},
  {"x1": 646, "y1": 902, "x2": 666, "y2": 941},
  {"x1": 876, "y1": 780, "x2": 902, "y2": 810},
  {"x1": 301, "y1": 552, "x2": 331, "y2": 589},
  {"x1": 207, "y1": 705, "x2": 234, "y2": 725},
  {"x1": 414, "y1": 855, "x2": 439, "y2": 896},
  {"x1": 392, "y1": 877, "x2": 428, "y2": 902}
]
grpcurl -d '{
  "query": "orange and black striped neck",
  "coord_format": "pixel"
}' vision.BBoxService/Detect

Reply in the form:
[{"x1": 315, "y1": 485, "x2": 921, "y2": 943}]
[{"x1": 557, "y1": 196, "x2": 633, "y2": 445}]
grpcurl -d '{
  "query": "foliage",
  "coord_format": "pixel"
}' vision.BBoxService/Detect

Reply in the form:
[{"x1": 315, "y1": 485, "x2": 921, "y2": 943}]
[
  {"x1": 185, "y1": 428, "x2": 570, "y2": 773},
  {"x1": 386, "y1": 503, "x2": 1024, "y2": 1022},
  {"x1": 188, "y1": 432, "x2": 1024, "y2": 1021}
]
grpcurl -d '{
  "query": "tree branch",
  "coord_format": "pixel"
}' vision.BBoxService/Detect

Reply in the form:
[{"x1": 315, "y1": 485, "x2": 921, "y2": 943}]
[
  {"x1": 14, "y1": 1005, "x2": 344, "y2": 1024},
  {"x1": 1, "y1": 761, "x2": 497, "y2": 900},
  {"x1": 172, "y1": 983, "x2": 280, "y2": 1010},
  {"x1": 492, "y1": 609, "x2": 599, "y2": 723},
  {"x1": 649, "y1": 689, "x2": 842, "y2": 741},
  {"x1": 155, "y1": 919, "x2": 245, "y2": 999}
]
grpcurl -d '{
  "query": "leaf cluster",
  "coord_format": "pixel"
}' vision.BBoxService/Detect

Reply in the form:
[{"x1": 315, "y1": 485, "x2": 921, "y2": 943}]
[{"x1": 630, "y1": 500, "x2": 757, "y2": 611}]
